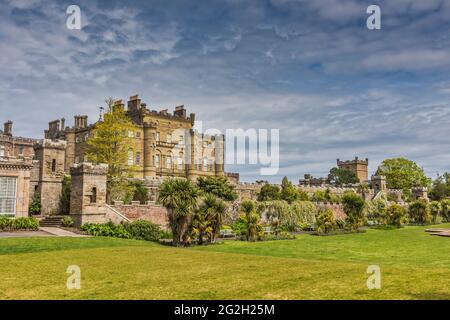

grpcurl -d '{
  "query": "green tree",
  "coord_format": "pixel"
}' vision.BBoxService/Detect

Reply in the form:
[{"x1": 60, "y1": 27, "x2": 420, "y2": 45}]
[
  {"x1": 196, "y1": 176, "x2": 237, "y2": 201},
  {"x1": 441, "y1": 199, "x2": 450, "y2": 222},
  {"x1": 130, "y1": 180, "x2": 149, "y2": 204},
  {"x1": 342, "y1": 192, "x2": 365, "y2": 230},
  {"x1": 86, "y1": 98, "x2": 137, "y2": 203},
  {"x1": 280, "y1": 177, "x2": 299, "y2": 203},
  {"x1": 429, "y1": 174, "x2": 450, "y2": 201},
  {"x1": 408, "y1": 200, "x2": 432, "y2": 225},
  {"x1": 375, "y1": 158, "x2": 431, "y2": 194},
  {"x1": 262, "y1": 200, "x2": 291, "y2": 235},
  {"x1": 241, "y1": 200, "x2": 260, "y2": 241},
  {"x1": 257, "y1": 184, "x2": 281, "y2": 201},
  {"x1": 328, "y1": 167, "x2": 359, "y2": 185},
  {"x1": 193, "y1": 194, "x2": 227, "y2": 244},
  {"x1": 157, "y1": 179, "x2": 201, "y2": 246}
]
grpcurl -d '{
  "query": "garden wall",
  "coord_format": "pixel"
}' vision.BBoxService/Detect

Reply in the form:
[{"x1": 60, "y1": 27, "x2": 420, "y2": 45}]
[{"x1": 110, "y1": 202, "x2": 170, "y2": 230}]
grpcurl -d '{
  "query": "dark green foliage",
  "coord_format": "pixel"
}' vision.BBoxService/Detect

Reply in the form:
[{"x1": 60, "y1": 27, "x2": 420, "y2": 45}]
[
  {"x1": 375, "y1": 158, "x2": 431, "y2": 193},
  {"x1": 342, "y1": 192, "x2": 365, "y2": 230},
  {"x1": 59, "y1": 176, "x2": 71, "y2": 215},
  {"x1": 280, "y1": 176, "x2": 299, "y2": 203},
  {"x1": 197, "y1": 176, "x2": 238, "y2": 201},
  {"x1": 0, "y1": 217, "x2": 39, "y2": 231},
  {"x1": 408, "y1": 200, "x2": 432, "y2": 224},
  {"x1": 328, "y1": 167, "x2": 359, "y2": 185},
  {"x1": 81, "y1": 222, "x2": 131, "y2": 238},
  {"x1": 61, "y1": 216, "x2": 74, "y2": 228},
  {"x1": 257, "y1": 184, "x2": 281, "y2": 201},
  {"x1": 29, "y1": 192, "x2": 41, "y2": 216},
  {"x1": 130, "y1": 180, "x2": 149, "y2": 204},
  {"x1": 316, "y1": 209, "x2": 336, "y2": 234},
  {"x1": 429, "y1": 173, "x2": 450, "y2": 201},
  {"x1": 123, "y1": 220, "x2": 164, "y2": 241},
  {"x1": 386, "y1": 204, "x2": 407, "y2": 227}
]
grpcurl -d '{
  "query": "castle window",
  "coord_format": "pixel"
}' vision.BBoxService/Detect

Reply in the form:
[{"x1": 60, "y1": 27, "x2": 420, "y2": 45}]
[
  {"x1": 166, "y1": 134, "x2": 172, "y2": 143},
  {"x1": 18, "y1": 146, "x2": 24, "y2": 156},
  {"x1": 203, "y1": 158, "x2": 208, "y2": 171},
  {"x1": 155, "y1": 155, "x2": 160, "y2": 168},
  {"x1": 135, "y1": 152, "x2": 141, "y2": 165},
  {"x1": 177, "y1": 157, "x2": 183, "y2": 170},
  {"x1": 136, "y1": 132, "x2": 141, "y2": 138},
  {"x1": 84, "y1": 133, "x2": 89, "y2": 141},
  {"x1": 127, "y1": 150, "x2": 134, "y2": 166},
  {"x1": 179, "y1": 135, "x2": 184, "y2": 145},
  {"x1": 51, "y1": 159, "x2": 56, "y2": 172},
  {"x1": 90, "y1": 187, "x2": 97, "y2": 204},
  {"x1": 166, "y1": 156, "x2": 172, "y2": 169},
  {"x1": 156, "y1": 132, "x2": 160, "y2": 141},
  {"x1": 0, "y1": 145, "x2": 4, "y2": 157},
  {"x1": 75, "y1": 156, "x2": 79, "y2": 164},
  {"x1": 128, "y1": 131, "x2": 134, "y2": 138},
  {"x1": 76, "y1": 136, "x2": 80, "y2": 143}
]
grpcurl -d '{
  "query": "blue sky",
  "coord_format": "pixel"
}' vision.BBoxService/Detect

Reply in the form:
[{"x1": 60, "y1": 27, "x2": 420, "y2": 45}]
[{"x1": 1, "y1": 0, "x2": 450, "y2": 182}]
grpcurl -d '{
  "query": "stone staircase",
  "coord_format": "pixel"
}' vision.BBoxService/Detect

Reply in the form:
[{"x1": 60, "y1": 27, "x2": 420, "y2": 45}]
[{"x1": 39, "y1": 216, "x2": 64, "y2": 227}]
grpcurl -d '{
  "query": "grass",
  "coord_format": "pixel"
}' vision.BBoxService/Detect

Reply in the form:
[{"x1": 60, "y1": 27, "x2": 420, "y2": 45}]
[{"x1": 0, "y1": 224, "x2": 449, "y2": 299}]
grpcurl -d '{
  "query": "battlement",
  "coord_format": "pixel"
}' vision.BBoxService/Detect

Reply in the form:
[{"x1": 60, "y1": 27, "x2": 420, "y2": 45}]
[{"x1": 337, "y1": 156, "x2": 369, "y2": 166}]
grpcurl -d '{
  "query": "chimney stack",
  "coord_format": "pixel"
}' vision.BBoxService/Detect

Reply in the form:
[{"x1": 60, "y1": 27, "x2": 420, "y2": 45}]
[
  {"x1": 174, "y1": 105, "x2": 186, "y2": 118},
  {"x1": 61, "y1": 118, "x2": 66, "y2": 130},
  {"x1": 127, "y1": 94, "x2": 141, "y2": 112},
  {"x1": 3, "y1": 121, "x2": 12, "y2": 136}
]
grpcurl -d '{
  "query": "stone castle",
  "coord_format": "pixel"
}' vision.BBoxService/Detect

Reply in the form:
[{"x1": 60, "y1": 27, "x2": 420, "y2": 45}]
[{"x1": 0, "y1": 95, "x2": 225, "y2": 223}]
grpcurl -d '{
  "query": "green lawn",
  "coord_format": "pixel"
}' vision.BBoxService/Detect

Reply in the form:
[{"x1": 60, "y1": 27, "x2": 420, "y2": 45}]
[{"x1": 0, "y1": 224, "x2": 449, "y2": 300}]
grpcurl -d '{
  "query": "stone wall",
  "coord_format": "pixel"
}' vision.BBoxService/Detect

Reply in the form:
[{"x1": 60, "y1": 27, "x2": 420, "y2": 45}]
[{"x1": 111, "y1": 201, "x2": 170, "y2": 230}]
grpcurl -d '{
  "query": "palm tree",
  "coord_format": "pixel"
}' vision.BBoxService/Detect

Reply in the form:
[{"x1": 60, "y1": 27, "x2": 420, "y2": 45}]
[
  {"x1": 241, "y1": 200, "x2": 260, "y2": 241},
  {"x1": 194, "y1": 194, "x2": 227, "y2": 244},
  {"x1": 158, "y1": 179, "x2": 200, "y2": 246}
]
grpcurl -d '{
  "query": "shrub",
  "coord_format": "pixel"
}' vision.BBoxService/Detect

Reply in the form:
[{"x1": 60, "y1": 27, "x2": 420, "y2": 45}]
[
  {"x1": 29, "y1": 192, "x2": 41, "y2": 216},
  {"x1": 61, "y1": 216, "x2": 74, "y2": 228},
  {"x1": 289, "y1": 201, "x2": 317, "y2": 230},
  {"x1": 123, "y1": 220, "x2": 164, "y2": 241},
  {"x1": 342, "y1": 192, "x2": 365, "y2": 230},
  {"x1": 316, "y1": 209, "x2": 336, "y2": 234},
  {"x1": 365, "y1": 199, "x2": 388, "y2": 225},
  {"x1": 81, "y1": 222, "x2": 131, "y2": 238},
  {"x1": 386, "y1": 204, "x2": 407, "y2": 227},
  {"x1": 408, "y1": 200, "x2": 432, "y2": 224},
  {"x1": 441, "y1": 199, "x2": 450, "y2": 222},
  {"x1": 430, "y1": 201, "x2": 442, "y2": 223},
  {"x1": 0, "y1": 217, "x2": 39, "y2": 231}
]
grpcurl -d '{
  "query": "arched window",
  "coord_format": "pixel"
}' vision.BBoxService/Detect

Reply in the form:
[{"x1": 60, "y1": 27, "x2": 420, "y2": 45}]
[
  {"x1": 155, "y1": 154, "x2": 160, "y2": 168},
  {"x1": 166, "y1": 155, "x2": 172, "y2": 169},
  {"x1": 0, "y1": 145, "x2": 5, "y2": 157},
  {"x1": 203, "y1": 158, "x2": 208, "y2": 172}
]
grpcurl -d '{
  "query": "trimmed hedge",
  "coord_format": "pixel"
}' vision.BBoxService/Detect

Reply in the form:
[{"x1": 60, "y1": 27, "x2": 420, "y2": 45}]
[
  {"x1": 0, "y1": 217, "x2": 39, "y2": 232},
  {"x1": 81, "y1": 220, "x2": 165, "y2": 242}
]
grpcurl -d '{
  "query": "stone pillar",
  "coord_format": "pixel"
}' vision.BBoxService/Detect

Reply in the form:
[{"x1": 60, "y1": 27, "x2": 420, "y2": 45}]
[
  {"x1": 69, "y1": 162, "x2": 108, "y2": 227},
  {"x1": 143, "y1": 122, "x2": 156, "y2": 178}
]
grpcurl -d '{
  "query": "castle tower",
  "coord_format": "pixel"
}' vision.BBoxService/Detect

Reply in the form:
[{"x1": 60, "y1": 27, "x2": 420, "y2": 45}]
[
  {"x1": 337, "y1": 157, "x2": 369, "y2": 182},
  {"x1": 371, "y1": 175, "x2": 386, "y2": 194},
  {"x1": 69, "y1": 162, "x2": 108, "y2": 227},
  {"x1": 33, "y1": 139, "x2": 67, "y2": 215}
]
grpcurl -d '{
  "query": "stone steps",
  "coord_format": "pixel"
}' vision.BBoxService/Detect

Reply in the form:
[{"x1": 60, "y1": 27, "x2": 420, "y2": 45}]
[{"x1": 39, "y1": 216, "x2": 64, "y2": 227}]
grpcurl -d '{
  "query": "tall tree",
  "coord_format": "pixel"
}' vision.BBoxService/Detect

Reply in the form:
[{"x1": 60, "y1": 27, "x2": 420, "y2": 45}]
[
  {"x1": 280, "y1": 176, "x2": 299, "y2": 203},
  {"x1": 158, "y1": 178, "x2": 201, "y2": 246},
  {"x1": 196, "y1": 176, "x2": 238, "y2": 201},
  {"x1": 375, "y1": 158, "x2": 431, "y2": 192},
  {"x1": 86, "y1": 98, "x2": 137, "y2": 203},
  {"x1": 328, "y1": 167, "x2": 359, "y2": 185},
  {"x1": 257, "y1": 184, "x2": 281, "y2": 201}
]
